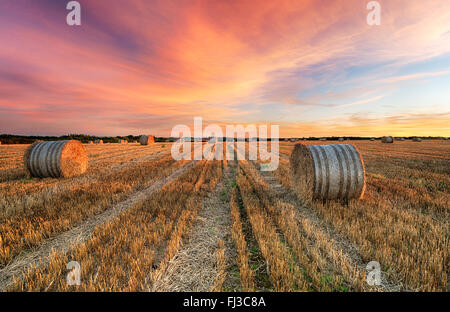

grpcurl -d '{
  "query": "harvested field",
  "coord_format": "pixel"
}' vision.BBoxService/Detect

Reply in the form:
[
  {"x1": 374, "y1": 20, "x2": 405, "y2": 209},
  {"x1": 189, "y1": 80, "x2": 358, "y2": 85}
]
[{"x1": 0, "y1": 141, "x2": 448, "y2": 292}]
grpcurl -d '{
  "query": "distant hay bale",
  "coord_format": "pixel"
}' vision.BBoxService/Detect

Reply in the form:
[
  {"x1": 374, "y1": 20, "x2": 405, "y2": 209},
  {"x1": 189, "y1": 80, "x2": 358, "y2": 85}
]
[
  {"x1": 140, "y1": 135, "x2": 155, "y2": 145},
  {"x1": 412, "y1": 137, "x2": 422, "y2": 142},
  {"x1": 400, "y1": 138, "x2": 405, "y2": 141},
  {"x1": 290, "y1": 143, "x2": 365, "y2": 201},
  {"x1": 94, "y1": 139, "x2": 103, "y2": 144},
  {"x1": 88, "y1": 141, "x2": 94, "y2": 144},
  {"x1": 381, "y1": 136, "x2": 394, "y2": 143},
  {"x1": 370, "y1": 138, "x2": 375, "y2": 141},
  {"x1": 319, "y1": 138, "x2": 326, "y2": 141},
  {"x1": 0, "y1": 140, "x2": 2, "y2": 145},
  {"x1": 338, "y1": 137, "x2": 344, "y2": 141},
  {"x1": 23, "y1": 140, "x2": 88, "y2": 178}
]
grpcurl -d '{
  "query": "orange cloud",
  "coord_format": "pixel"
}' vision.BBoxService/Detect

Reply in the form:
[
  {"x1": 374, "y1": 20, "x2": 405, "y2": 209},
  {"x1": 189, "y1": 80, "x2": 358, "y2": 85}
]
[{"x1": 0, "y1": 0, "x2": 449, "y2": 136}]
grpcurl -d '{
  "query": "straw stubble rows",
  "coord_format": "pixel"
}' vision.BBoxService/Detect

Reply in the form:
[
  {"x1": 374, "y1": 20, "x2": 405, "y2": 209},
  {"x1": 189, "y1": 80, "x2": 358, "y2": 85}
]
[{"x1": 0, "y1": 140, "x2": 448, "y2": 291}]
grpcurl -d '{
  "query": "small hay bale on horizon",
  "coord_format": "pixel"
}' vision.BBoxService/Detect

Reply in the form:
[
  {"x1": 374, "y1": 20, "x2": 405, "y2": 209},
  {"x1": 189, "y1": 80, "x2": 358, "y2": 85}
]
[
  {"x1": 23, "y1": 140, "x2": 88, "y2": 178},
  {"x1": 94, "y1": 139, "x2": 103, "y2": 144},
  {"x1": 290, "y1": 143, "x2": 366, "y2": 201},
  {"x1": 381, "y1": 136, "x2": 394, "y2": 143},
  {"x1": 412, "y1": 137, "x2": 422, "y2": 142},
  {"x1": 140, "y1": 135, "x2": 155, "y2": 145}
]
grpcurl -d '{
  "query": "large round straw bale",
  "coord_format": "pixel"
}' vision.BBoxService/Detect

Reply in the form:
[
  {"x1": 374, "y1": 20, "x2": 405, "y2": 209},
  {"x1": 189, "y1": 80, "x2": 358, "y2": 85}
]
[
  {"x1": 140, "y1": 135, "x2": 155, "y2": 145},
  {"x1": 290, "y1": 143, "x2": 365, "y2": 201},
  {"x1": 381, "y1": 136, "x2": 394, "y2": 143},
  {"x1": 23, "y1": 140, "x2": 88, "y2": 178}
]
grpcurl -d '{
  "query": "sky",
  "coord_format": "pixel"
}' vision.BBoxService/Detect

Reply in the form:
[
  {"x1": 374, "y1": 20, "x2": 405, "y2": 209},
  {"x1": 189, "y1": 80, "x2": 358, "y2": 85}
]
[{"x1": 0, "y1": 0, "x2": 449, "y2": 137}]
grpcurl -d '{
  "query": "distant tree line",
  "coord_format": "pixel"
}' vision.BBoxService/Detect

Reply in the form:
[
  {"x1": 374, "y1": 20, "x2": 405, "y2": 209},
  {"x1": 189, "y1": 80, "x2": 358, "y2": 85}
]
[
  {"x1": 0, "y1": 134, "x2": 168, "y2": 144},
  {"x1": 0, "y1": 134, "x2": 447, "y2": 144}
]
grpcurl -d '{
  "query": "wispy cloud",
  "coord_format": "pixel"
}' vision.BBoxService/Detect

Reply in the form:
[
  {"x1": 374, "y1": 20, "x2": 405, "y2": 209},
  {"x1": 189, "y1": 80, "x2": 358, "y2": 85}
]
[
  {"x1": 378, "y1": 70, "x2": 450, "y2": 84},
  {"x1": 334, "y1": 94, "x2": 388, "y2": 109},
  {"x1": 0, "y1": 0, "x2": 449, "y2": 136}
]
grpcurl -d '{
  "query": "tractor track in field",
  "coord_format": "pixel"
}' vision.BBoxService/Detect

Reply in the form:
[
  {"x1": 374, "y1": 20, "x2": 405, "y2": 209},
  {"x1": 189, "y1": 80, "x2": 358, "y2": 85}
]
[
  {"x1": 0, "y1": 161, "x2": 195, "y2": 291},
  {"x1": 151, "y1": 166, "x2": 235, "y2": 292},
  {"x1": 151, "y1": 149, "x2": 239, "y2": 292},
  {"x1": 251, "y1": 160, "x2": 406, "y2": 292}
]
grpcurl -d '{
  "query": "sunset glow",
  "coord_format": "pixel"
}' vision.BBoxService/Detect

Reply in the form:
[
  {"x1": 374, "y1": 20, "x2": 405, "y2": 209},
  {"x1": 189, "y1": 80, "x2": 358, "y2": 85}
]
[{"x1": 1, "y1": 0, "x2": 450, "y2": 137}]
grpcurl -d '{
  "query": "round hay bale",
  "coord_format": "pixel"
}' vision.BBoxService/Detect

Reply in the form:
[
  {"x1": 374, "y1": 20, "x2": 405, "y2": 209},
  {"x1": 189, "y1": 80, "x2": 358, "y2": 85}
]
[
  {"x1": 23, "y1": 140, "x2": 88, "y2": 178},
  {"x1": 94, "y1": 139, "x2": 103, "y2": 144},
  {"x1": 381, "y1": 136, "x2": 394, "y2": 143},
  {"x1": 140, "y1": 135, "x2": 155, "y2": 145},
  {"x1": 290, "y1": 143, "x2": 365, "y2": 201},
  {"x1": 89, "y1": 141, "x2": 94, "y2": 144},
  {"x1": 338, "y1": 137, "x2": 344, "y2": 141},
  {"x1": 412, "y1": 137, "x2": 422, "y2": 142},
  {"x1": 370, "y1": 138, "x2": 375, "y2": 141}
]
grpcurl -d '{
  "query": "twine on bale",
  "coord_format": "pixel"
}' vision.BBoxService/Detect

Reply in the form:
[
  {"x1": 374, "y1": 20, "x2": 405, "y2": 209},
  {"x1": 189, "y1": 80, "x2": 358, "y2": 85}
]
[
  {"x1": 23, "y1": 140, "x2": 88, "y2": 178},
  {"x1": 290, "y1": 143, "x2": 366, "y2": 202}
]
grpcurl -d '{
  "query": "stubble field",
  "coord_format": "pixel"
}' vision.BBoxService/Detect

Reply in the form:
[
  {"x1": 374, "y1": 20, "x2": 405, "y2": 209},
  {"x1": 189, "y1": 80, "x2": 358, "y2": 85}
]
[{"x1": 0, "y1": 140, "x2": 448, "y2": 291}]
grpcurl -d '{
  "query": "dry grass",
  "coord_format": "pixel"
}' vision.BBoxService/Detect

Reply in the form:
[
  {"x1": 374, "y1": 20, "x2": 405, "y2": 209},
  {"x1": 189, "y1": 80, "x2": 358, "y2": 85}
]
[
  {"x1": 9, "y1": 157, "x2": 222, "y2": 291},
  {"x1": 0, "y1": 144, "x2": 180, "y2": 267},
  {"x1": 230, "y1": 187, "x2": 255, "y2": 291},
  {"x1": 0, "y1": 141, "x2": 448, "y2": 291},
  {"x1": 272, "y1": 140, "x2": 449, "y2": 291},
  {"x1": 237, "y1": 162, "x2": 306, "y2": 291},
  {"x1": 211, "y1": 239, "x2": 227, "y2": 291}
]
